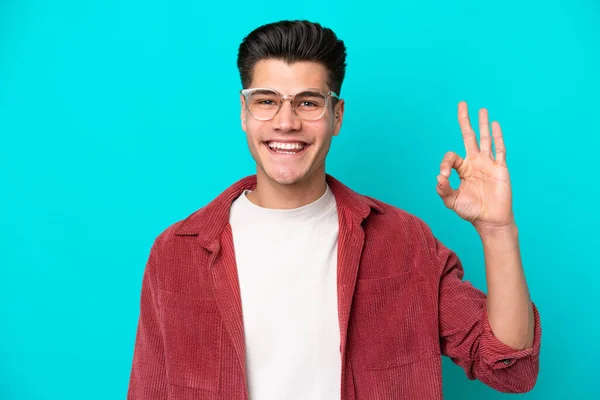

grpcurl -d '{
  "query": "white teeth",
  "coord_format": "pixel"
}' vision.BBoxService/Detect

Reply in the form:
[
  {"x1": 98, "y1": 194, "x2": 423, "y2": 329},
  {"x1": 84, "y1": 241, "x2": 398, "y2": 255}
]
[{"x1": 268, "y1": 141, "x2": 306, "y2": 150}]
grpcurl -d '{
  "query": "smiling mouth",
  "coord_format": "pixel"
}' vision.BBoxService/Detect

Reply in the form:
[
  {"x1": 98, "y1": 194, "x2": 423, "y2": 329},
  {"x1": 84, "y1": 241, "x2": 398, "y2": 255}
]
[{"x1": 264, "y1": 141, "x2": 309, "y2": 155}]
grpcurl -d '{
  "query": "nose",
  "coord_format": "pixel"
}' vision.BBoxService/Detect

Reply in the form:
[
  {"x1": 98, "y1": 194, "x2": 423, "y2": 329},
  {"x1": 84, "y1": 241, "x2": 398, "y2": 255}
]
[{"x1": 272, "y1": 99, "x2": 302, "y2": 132}]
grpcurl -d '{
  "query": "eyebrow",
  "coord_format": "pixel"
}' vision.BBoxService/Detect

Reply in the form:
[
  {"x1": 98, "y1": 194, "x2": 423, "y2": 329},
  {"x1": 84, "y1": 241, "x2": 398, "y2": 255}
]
[
  {"x1": 252, "y1": 89, "x2": 278, "y2": 95},
  {"x1": 249, "y1": 88, "x2": 327, "y2": 96},
  {"x1": 295, "y1": 90, "x2": 325, "y2": 97}
]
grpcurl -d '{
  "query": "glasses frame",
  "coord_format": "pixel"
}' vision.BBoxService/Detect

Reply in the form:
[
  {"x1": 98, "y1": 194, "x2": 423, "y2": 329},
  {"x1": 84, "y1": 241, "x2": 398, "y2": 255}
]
[{"x1": 240, "y1": 87, "x2": 340, "y2": 121}]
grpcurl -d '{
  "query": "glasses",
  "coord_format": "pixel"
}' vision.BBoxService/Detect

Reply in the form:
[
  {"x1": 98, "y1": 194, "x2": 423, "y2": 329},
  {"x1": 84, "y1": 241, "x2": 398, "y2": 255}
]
[{"x1": 240, "y1": 87, "x2": 340, "y2": 121}]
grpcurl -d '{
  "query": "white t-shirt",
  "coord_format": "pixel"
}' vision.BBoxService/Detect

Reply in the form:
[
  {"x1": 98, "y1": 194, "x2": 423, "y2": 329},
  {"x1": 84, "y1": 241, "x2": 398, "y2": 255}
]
[{"x1": 229, "y1": 185, "x2": 340, "y2": 400}]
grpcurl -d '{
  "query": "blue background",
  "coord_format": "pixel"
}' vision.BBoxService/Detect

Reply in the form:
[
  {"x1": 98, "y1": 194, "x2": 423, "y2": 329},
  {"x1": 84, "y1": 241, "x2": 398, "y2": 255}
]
[{"x1": 1, "y1": 0, "x2": 598, "y2": 398}]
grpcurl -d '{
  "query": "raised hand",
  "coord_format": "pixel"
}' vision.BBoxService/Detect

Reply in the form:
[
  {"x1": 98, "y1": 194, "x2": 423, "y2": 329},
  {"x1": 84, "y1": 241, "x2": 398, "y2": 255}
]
[{"x1": 436, "y1": 101, "x2": 515, "y2": 233}]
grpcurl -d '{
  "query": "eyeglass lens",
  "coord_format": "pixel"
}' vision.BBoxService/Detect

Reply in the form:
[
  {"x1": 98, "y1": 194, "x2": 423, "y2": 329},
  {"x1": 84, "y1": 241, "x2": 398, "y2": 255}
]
[{"x1": 246, "y1": 89, "x2": 328, "y2": 120}]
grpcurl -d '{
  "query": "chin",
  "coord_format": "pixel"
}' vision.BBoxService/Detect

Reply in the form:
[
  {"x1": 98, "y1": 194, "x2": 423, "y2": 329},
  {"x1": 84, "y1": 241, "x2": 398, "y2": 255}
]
[
  {"x1": 270, "y1": 172, "x2": 306, "y2": 186},
  {"x1": 264, "y1": 166, "x2": 310, "y2": 186}
]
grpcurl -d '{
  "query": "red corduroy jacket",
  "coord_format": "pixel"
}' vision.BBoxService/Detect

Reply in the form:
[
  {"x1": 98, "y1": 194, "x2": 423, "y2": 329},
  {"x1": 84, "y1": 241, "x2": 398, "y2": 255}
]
[{"x1": 128, "y1": 175, "x2": 541, "y2": 399}]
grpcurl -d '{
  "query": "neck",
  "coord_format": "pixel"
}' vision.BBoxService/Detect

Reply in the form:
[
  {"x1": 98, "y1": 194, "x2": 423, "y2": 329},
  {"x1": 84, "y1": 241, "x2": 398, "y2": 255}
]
[{"x1": 247, "y1": 169, "x2": 327, "y2": 210}]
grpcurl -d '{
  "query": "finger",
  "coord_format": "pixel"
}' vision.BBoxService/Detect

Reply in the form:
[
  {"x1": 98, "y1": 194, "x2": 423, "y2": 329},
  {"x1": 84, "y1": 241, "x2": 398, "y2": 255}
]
[
  {"x1": 492, "y1": 121, "x2": 506, "y2": 165},
  {"x1": 440, "y1": 151, "x2": 464, "y2": 178},
  {"x1": 436, "y1": 174, "x2": 457, "y2": 209},
  {"x1": 478, "y1": 108, "x2": 492, "y2": 157},
  {"x1": 458, "y1": 101, "x2": 480, "y2": 155}
]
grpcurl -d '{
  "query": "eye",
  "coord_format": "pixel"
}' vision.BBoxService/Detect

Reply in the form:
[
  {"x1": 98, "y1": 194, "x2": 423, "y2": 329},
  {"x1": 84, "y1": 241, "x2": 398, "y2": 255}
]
[{"x1": 251, "y1": 96, "x2": 279, "y2": 107}]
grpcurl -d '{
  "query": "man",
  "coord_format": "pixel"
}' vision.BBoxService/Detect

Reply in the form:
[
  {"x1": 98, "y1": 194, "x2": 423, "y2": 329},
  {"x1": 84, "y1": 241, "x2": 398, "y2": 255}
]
[{"x1": 128, "y1": 20, "x2": 541, "y2": 400}]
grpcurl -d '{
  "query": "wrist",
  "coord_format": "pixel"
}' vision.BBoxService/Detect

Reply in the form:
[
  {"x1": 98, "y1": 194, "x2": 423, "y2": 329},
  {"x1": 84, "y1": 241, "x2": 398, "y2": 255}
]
[{"x1": 476, "y1": 220, "x2": 519, "y2": 242}]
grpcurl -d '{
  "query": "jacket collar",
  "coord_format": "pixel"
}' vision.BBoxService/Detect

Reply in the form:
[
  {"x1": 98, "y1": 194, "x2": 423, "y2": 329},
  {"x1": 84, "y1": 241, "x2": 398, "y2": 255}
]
[{"x1": 174, "y1": 174, "x2": 383, "y2": 249}]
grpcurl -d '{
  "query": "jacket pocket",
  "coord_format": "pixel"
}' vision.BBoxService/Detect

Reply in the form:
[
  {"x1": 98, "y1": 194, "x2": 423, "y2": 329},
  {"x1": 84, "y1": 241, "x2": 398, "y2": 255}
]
[
  {"x1": 159, "y1": 289, "x2": 222, "y2": 391},
  {"x1": 352, "y1": 269, "x2": 439, "y2": 370}
]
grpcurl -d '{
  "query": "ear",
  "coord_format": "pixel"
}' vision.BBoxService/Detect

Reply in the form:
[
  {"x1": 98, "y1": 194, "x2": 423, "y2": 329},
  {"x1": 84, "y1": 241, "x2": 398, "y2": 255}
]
[
  {"x1": 332, "y1": 99, "x2": 345, "y2": 136},
  {"x1": 240, "y1": 94, "x2": 247, "y2": 132}
]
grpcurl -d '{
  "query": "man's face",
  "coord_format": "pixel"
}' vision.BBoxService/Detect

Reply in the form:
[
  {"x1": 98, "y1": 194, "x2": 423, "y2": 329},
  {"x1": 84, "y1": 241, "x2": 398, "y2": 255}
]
[{"x1": 240, "y1": 59, "x2": 344, "y2": 186}]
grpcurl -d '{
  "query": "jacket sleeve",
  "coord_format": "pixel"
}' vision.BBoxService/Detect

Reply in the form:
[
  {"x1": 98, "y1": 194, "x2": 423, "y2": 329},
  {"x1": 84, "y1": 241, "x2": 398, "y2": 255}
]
[
  {"x1": 422, "y1": 223, "x2": 541, "y2": 393},
  {"x1": 128, "y1": 243, "x2": 168, "y2": 399}
]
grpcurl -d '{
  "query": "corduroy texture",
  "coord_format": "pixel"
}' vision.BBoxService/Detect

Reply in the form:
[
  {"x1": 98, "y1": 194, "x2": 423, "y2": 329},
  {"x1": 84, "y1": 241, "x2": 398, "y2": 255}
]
[{"x1": 128, "y1": 175, "x2": 541, "y2": 399}]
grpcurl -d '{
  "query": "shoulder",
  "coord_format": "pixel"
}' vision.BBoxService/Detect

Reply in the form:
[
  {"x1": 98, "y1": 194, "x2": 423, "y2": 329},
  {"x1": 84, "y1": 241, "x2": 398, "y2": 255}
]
[
  {"x1": 143, "y1": 202, "x2": 210, "y2": 267},
  {"x1": 149, "y1": 216, "x2": 193, "y2": 253},
  {"x1": 361, "y1": 196, "x2": 452, "y2": 274},
  {"x1": 144, "y1": 208, "x2": 217, "y2": 295},
  {"x1": 364, "y1": 195, "x2": 436, "y2": 240}
]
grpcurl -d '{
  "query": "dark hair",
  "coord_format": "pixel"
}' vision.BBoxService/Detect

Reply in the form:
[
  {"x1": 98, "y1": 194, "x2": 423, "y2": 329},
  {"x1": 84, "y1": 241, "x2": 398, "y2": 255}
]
[{"x1": 237, "y1": 20, "x2": 347, "y2": 95}]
